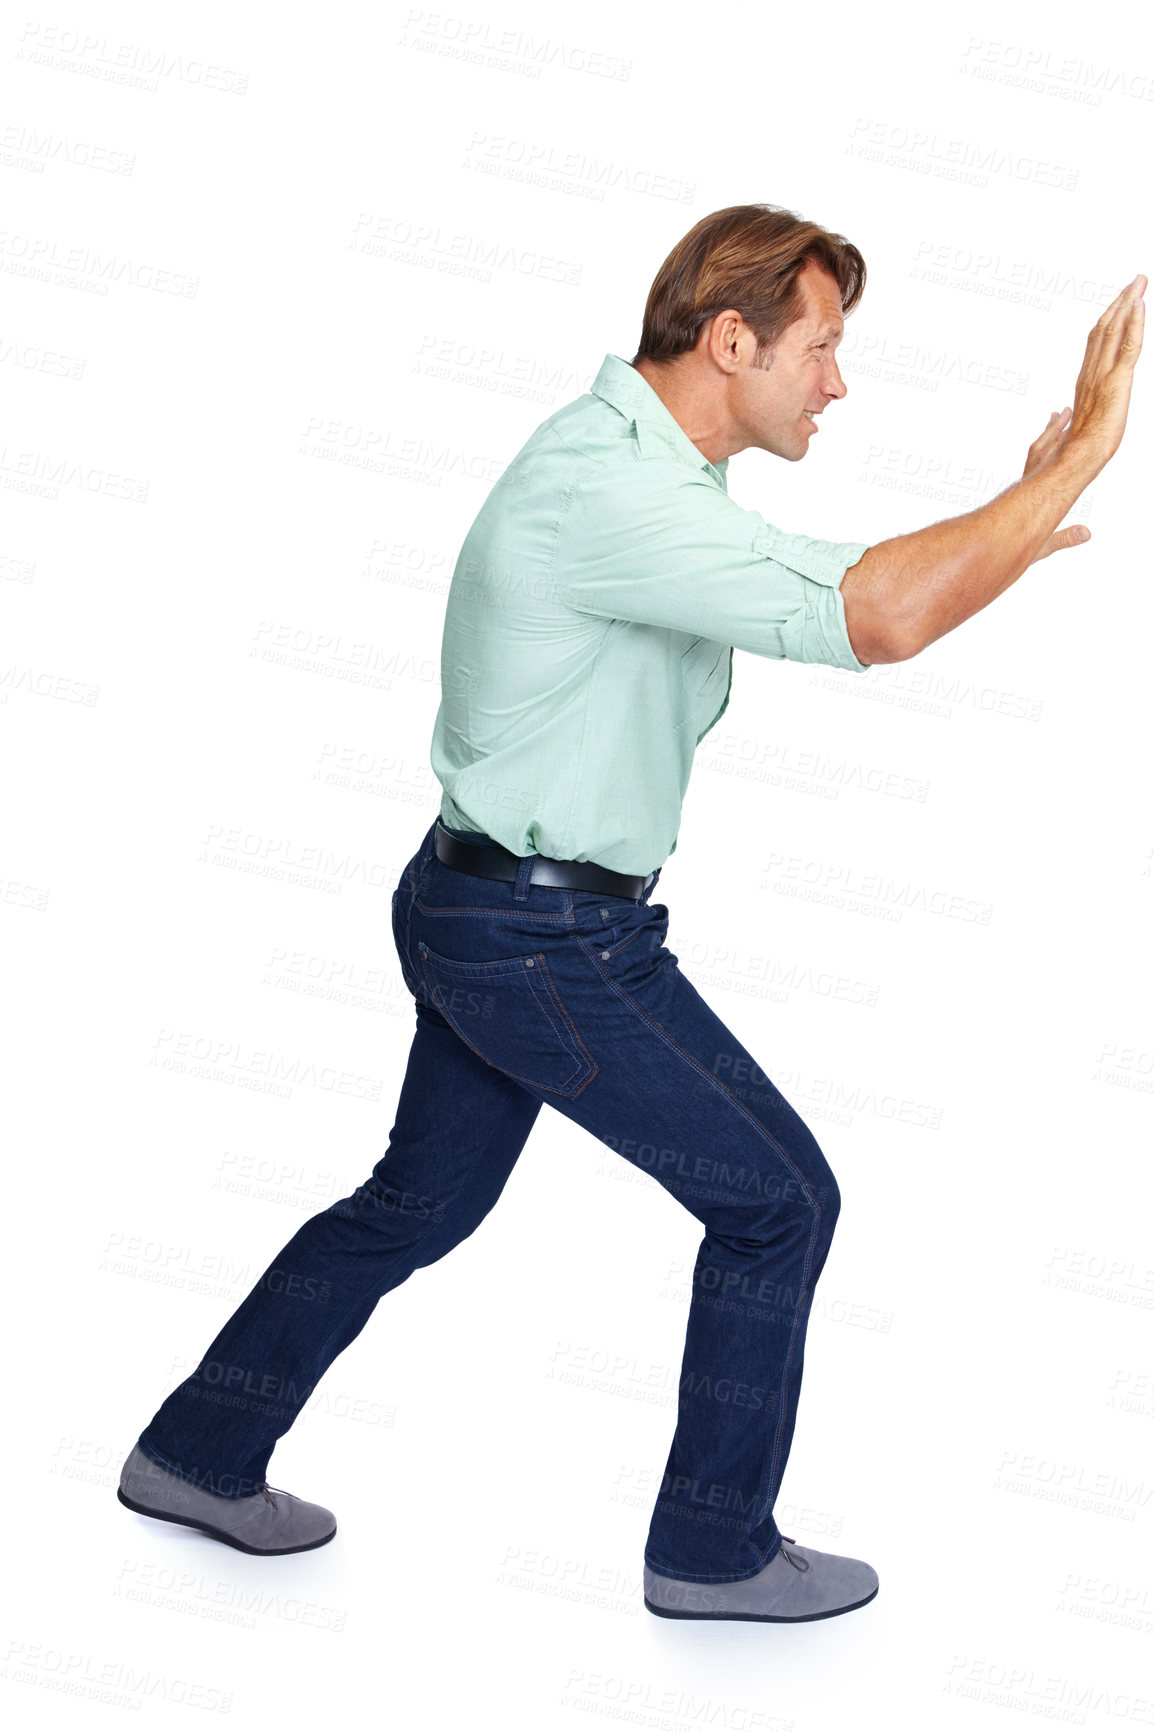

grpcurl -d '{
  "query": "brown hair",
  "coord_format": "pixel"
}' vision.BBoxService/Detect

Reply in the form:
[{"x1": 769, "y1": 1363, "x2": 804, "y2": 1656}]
[{"x1": 630, "y1": 202, "x2": 866, "y2": 368}]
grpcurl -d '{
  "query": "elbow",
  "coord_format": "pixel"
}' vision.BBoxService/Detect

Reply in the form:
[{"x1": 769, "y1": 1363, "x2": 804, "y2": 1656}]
[
  {"x1": 876, "y1": 625, "x2": 923, "y2": 664},
  {"x1": 844, "y1": 609, "x2": 920, "y2": 667},
  {"x1": 841, "y1": 565, "x2": 921, "y2": 666}
]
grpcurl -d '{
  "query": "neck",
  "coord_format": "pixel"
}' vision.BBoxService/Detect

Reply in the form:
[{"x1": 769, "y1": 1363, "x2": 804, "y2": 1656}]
[{"x1": 632, "y1": 357, "x2": 733, "y2": 466}]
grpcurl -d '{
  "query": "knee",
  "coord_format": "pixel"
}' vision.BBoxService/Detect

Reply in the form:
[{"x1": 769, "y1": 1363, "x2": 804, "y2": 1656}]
[
  {"x1": 745, "y1": 1155, "x2": 840, "y2": 1256},
  {"x1": 815, "y1": 1158, "x2": 840, "y2": 1233},
  {"x1": 806, "y1": 1152, "x2": 840, "y2": 1250},
  {"x1": 783, "y1": 1121, "x2": 840, "y2": 1234},
  {"x1": 330, "y1": 1175, "x2": 451, "y2": 1231},
  {"x1": 767, "y1": 1136, "x2": 840, "y2": 1227}
]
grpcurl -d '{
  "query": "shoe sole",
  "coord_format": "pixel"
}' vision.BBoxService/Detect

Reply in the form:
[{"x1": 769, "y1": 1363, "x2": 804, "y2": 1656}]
[
  {"x1": 117, "y1": 1486, "x2": 337, "y2": 1556},
  {"x1": 643, "y1": 1583, "x2": 878, "y2": 1622}
]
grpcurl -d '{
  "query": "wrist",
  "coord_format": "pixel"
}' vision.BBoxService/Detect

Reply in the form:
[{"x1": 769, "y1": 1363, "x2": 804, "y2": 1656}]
[{"x1": 1048, "y1": 431, "x2": 1104, "y2": 491}]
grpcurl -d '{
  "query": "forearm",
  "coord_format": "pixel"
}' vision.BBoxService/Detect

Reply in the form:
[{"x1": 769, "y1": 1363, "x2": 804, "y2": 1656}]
[{"x1": 849, "y1": 439, "x2": 1101, "y2": 659}]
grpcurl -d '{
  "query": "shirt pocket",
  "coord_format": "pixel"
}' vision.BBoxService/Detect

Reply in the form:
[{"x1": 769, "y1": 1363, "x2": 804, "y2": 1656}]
[
  {"x1": 679, "y1": 635, "x2": 727, "y2": 693},
  {"x1": 417, "y1": 940, "x2": 597, "y2": 1099}
]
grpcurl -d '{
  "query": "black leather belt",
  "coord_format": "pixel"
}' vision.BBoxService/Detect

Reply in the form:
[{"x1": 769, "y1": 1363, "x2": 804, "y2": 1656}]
[{"x1": 434, "y1": 820, "x2": 653, "y2": 899}]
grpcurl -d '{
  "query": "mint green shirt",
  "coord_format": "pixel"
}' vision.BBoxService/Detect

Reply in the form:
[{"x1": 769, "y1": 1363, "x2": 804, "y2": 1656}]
[{"x1": 430, "y1": 352, "x2": 871, "y2": 876}]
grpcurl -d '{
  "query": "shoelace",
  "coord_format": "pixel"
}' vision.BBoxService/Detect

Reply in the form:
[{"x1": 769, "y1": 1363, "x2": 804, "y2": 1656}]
[
  {"x1": 259, "y1": 1483, "x2": 291, "y2": 1505},
  {"x1": 778, "y1": 1535, "x2": 810, "y2": 1572}
]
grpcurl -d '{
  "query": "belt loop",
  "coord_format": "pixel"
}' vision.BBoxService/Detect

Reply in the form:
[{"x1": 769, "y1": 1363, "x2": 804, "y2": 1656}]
[{"x1": 512, "y1": 855, "x2": 535, "y2": 902}]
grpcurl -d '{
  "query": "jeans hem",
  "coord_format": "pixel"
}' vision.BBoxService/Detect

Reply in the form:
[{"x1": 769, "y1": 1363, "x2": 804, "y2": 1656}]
[
  {"x1": 643, "y1": 1536, "x2": 782, "y2": 1584},
  {"x1": 135, "y1": 1434, "x2": 262, "y2": 1500}
]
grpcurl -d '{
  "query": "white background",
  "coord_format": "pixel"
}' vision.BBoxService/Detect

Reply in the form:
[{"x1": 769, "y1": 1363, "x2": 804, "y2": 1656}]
[{"x1": 3, "y1": 0, "x2": 1152, "y2": 1726}]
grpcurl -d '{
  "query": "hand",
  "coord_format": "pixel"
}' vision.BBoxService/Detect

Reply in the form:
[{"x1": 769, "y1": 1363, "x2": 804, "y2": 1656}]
[
  {"x1": 1022, "y1": 408, "x2": 1092, "y2": 561},
  {"x1": 1067, "y1": 272, "x2": 1146, "y2": 469},
  {"x1": 1022, "y1": 275, "x2": 1146, "y2": 562},
  {"x1": 1022, "y1": 406, "x2": 1073, "y2": 481}
]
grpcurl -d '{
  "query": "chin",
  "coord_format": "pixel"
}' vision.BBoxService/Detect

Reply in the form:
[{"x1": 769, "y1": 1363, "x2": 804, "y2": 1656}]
[{"x1": 761, "y1": 435, "x2": 806, "y2": 462}]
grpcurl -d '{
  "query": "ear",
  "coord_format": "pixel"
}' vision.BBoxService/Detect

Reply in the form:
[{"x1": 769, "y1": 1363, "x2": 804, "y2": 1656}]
[{"x1": 705, "y1": 309, "x2": 748, "y2": 371}]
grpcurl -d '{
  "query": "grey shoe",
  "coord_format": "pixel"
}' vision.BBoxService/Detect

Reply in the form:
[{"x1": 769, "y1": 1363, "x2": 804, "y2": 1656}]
[
  {"x1": 117, "y1": 1444, "x2": 337, "y2": 1556},
  {"x1": 644, "y1": 1535, "x2": 878, "y2": 1622}
]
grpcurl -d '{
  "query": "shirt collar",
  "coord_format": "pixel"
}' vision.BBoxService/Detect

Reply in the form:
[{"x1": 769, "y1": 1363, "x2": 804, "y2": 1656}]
[{"x1": 590, "y1": 353, "x2": 729, "y2": 489}]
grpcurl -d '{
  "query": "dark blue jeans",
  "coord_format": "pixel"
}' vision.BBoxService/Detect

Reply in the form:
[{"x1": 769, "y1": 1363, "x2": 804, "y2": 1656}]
[{"x1": 137, "y1": 817, "x2": 841, "y2": 1584}]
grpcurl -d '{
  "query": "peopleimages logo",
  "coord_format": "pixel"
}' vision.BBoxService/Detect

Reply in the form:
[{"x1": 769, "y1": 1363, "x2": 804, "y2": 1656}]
[
  {"x1": 912, "y1": 238, "x2": 1116, "y2": 306},
  {"x1": 397, "y1": 10, "x2": 632, "y2": 81},
  {"x1": 461, "y1": 131, "x2": 694, "y2": 203},
  {"x1": 960, "y1": 35, "x2": 1154, "y2": 104},
  {"x1": 847, "y1": 116, "x2": 1079, "y2": 190},
  {"x1": 151, "y1": 1028, "x2": 383, "y2": 1101},
  {"x1": 350, "y1": 212, "x2": 582, "y2": 286}
]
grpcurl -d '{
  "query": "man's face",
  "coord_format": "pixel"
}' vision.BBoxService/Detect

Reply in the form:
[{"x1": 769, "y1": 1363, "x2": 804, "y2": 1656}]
[{"x1": 726, "y1": 259, "x2": 848, "y2": 461}]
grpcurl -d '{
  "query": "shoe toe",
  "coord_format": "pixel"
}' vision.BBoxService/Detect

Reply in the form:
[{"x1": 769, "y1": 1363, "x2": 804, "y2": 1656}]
[
  {"x1": 279, "y1": 1492, "x2": 337, "y2": 1546},
  {"x1": 227, "y1": 1487, "x2": 337, "y2": 1550},
  {"x1": 783, "y1": 1544, "x2": 878, "y2": 1617}
]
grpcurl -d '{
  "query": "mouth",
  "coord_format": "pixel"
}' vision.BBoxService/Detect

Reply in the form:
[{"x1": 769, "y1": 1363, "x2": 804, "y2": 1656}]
[{"x1": 802, "y1": 409, "x2": 823, "y2": 427}]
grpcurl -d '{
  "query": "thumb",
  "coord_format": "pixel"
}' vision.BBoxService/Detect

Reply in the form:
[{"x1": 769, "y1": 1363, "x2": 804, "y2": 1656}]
[{"x1": 1034, "y1": 524, "x2": 1091, "y2": 563}]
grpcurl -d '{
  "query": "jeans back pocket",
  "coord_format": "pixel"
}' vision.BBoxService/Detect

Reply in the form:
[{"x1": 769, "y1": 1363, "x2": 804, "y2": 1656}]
[{"x1": 417, "y1": 940, "x2": 596, "y2": 1099}]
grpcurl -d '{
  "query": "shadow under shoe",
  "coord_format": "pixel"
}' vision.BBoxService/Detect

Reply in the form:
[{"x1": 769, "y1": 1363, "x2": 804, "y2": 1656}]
[
  {"x1": 644, "y1": 1535, "x2": 878, "y2": 1622},
  {"x1": 117, "y1": 1443, "x2": 337, "y2": 1556}
]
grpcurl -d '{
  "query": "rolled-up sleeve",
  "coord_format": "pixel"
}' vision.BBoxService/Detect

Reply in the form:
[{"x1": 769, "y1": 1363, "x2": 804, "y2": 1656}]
[{"x1": 553, "y1": 456, "x2": 872, "y2": 672}]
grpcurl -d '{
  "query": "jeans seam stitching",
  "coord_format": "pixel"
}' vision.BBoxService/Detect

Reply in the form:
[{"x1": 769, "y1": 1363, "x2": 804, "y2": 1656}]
[
  {"x1": 417, "y1": 951, "x2": 598, "y2": 1100},
  {"x1": 578, "y1": 933, "x2": 828, "y2": 1558},
  {"x1": 575, "y1": 934, "x2": 825, "y2": 1202},
  {"x1": 531, "y1": 949, "x2": 599, "y2": 1089},
  {"x1": 605, "y1": 927, "x2": 646, "y2": 959}
]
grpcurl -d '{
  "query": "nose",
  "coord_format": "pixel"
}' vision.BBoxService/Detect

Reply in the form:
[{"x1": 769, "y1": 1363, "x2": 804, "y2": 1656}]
[{"x1": 824, "y1": 358, "x2": 848, "y2": 401}]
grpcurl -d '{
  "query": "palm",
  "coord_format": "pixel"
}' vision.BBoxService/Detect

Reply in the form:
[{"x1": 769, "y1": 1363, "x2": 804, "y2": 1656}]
[{"x1": 1021, "y1": 408, "x2": 1089, "y2": 561}]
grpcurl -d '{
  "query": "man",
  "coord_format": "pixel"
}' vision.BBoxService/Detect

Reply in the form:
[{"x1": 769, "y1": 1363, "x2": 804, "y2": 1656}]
[{"x1": 120, "y1": 205, "x2": 1144, "y2": 1623}]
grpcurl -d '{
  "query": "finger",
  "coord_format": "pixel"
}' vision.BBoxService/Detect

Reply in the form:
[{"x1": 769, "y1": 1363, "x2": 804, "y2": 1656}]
[
  {"x1": 1033, "y1": 525, "x2": 1090, "y2": 564},
  {"x1": 1094, "y1": 296, "x2": 1128, "y2": 345},
  {"x1": 1025, "y1": 423, "x2": 1054, "y2": 468},
  {"x1": 1103, "y1": 291, "x2": 1145, "y2": 367},
  {"x1": 1103, "y1": 274, "x2": 1143, "y2": 321},
  {"x1": 1094, "y1": 280, "x2": 1142, "y2": 363},
  {"x1": 1122, "y1": 294, "x2": 1146, "y2": 358},
  {"x1": 1105, "y1": 276, "x2": 1145, "y2": 336},
  {"x1": 1033, "y1": 410, "x2": 1068, "y2": 447}
]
